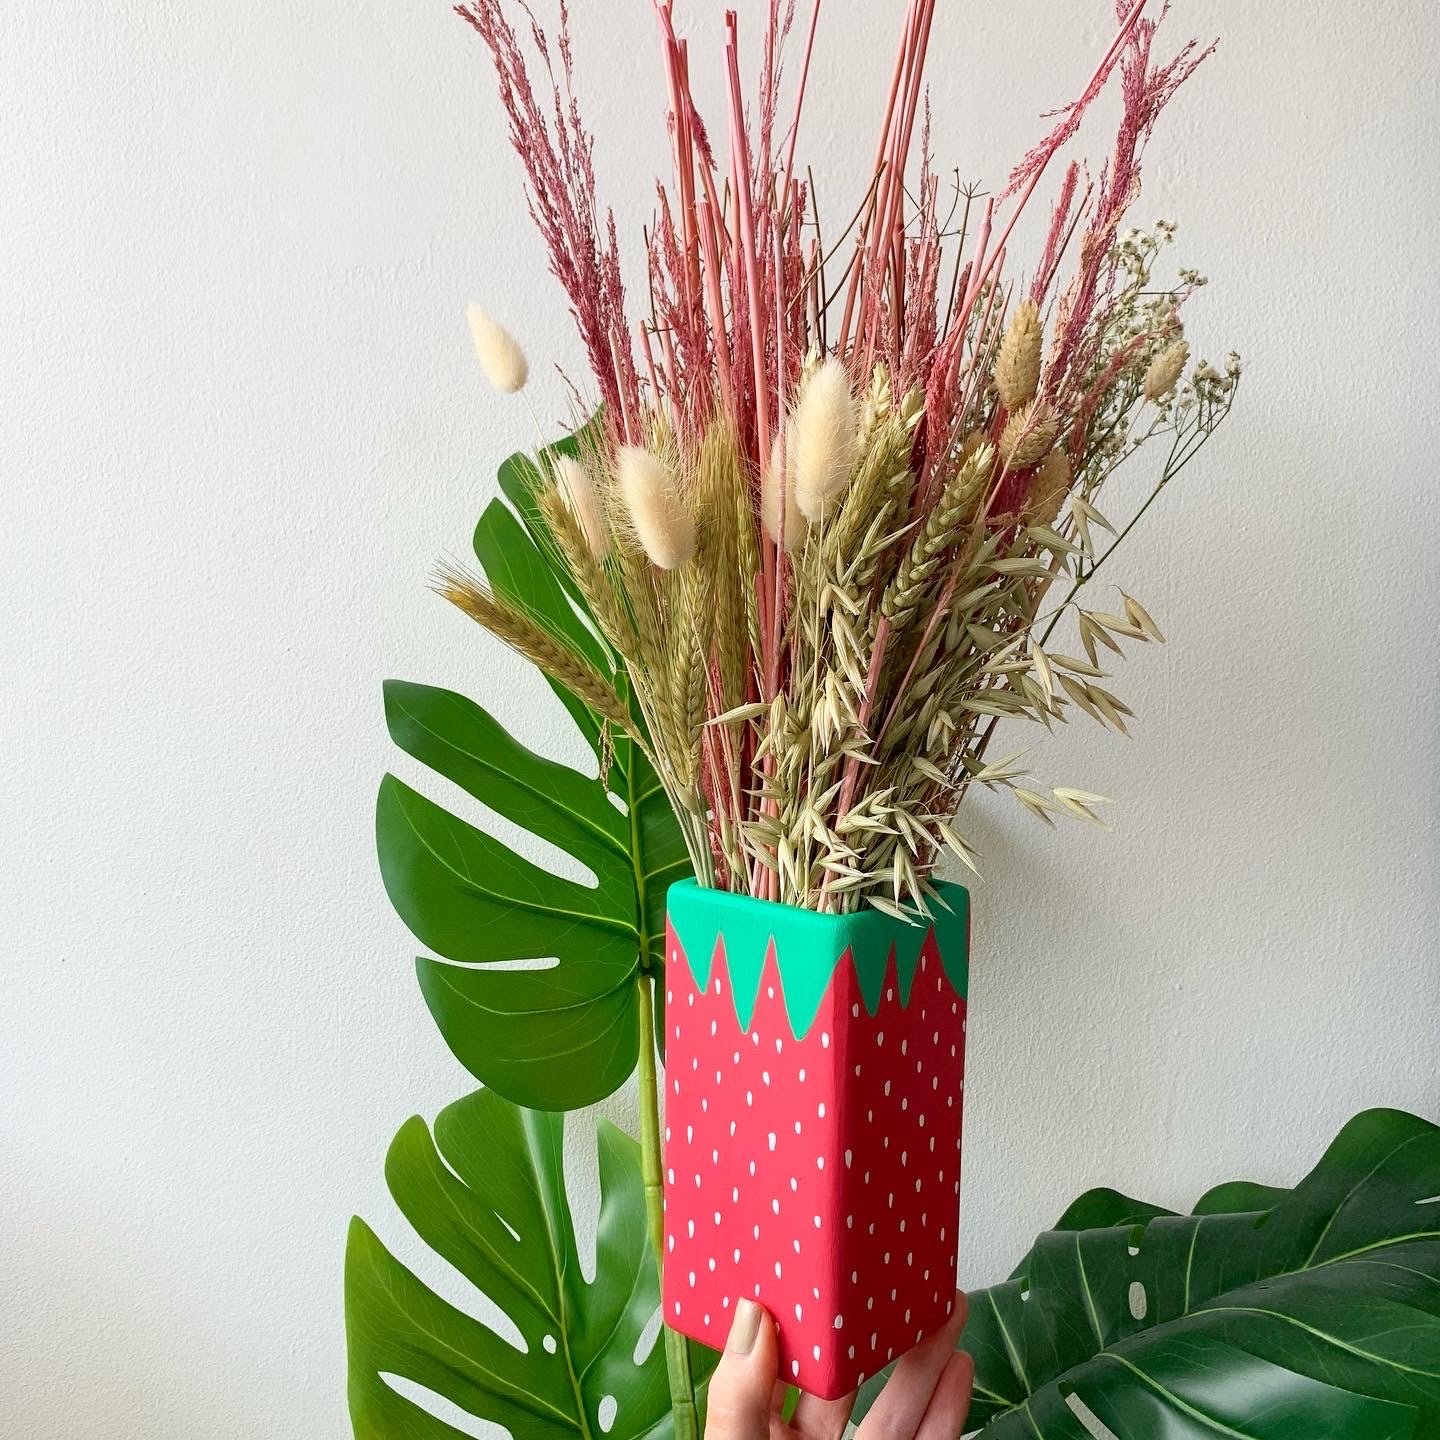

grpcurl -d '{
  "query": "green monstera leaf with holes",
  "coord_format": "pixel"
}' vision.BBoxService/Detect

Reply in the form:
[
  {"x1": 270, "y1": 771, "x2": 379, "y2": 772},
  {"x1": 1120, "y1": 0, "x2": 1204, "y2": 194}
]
[
  {"x1": 377, "y1": 441, "x2": 690, "y2": 1109},
  {"x1": 863, "y1": 1107, "x2": 1440, "y2": 1437},
  {"x1": 346, "y1": 1087, "x2": 717, "y2": 1440}
]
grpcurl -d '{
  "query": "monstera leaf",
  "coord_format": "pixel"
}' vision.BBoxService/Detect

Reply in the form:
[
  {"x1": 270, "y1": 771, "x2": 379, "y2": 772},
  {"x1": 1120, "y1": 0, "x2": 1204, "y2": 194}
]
[
  {"x1": 935, "y1": 1107, "x2": 1440, "y2": 1437},
  {"x1": 377, "y1": 443, "x2": 689, "y2": 1109},
  {"x1": 346, "y1": 1087, "x2": 717, "y2": 1439}
]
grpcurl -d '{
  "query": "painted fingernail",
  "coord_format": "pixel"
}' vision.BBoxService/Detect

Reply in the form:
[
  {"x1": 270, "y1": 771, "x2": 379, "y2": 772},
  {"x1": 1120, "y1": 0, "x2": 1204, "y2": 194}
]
[{"x1": 728, "y1": 1298, "x2": 763, "y2": 1355}]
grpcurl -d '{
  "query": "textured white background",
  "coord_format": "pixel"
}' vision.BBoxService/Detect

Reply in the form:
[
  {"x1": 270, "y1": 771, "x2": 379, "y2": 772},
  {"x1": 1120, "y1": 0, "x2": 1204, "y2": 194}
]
[{"x1": 3, "y1": 1, "x2": 1439, "y2": 1436}]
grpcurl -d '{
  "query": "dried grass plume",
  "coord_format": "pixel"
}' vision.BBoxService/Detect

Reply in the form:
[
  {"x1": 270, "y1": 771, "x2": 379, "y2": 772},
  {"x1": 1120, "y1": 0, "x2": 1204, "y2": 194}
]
[
  {"x1": 466, "y1": 303, "x2": 529, "y2": 394},
  {"x1": 616, "y1": 444, "x2": 694, "y2": 569},
  {"x1": 792, "y1": 358, "x2": 860, "y2": 521},
  {"x1": 553, "y1": 453, "x2": 610, "y2": 560},
  {"x1": 761, "y1": 428, "x2": 807, "y2": 551}
]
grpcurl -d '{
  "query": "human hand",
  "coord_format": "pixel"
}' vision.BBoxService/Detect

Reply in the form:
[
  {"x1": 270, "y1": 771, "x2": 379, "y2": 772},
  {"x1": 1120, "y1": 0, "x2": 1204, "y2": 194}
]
[{"x1": 703, "y1": 1293, "x2": 973, "y2": 1440}]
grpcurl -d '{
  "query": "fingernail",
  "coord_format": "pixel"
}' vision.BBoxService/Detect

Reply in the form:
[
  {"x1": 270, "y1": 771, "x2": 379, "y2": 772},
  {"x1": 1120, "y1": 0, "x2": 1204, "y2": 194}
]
[{"x1": 728, "y1": 1298, "x2": 762, "y2": 1355}]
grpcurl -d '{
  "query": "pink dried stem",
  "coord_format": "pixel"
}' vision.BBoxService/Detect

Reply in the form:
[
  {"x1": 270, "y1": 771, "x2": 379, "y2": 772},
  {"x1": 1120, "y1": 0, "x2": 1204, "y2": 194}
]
[
  {"x1": 877, "y1": 0, "x2": 934, "y2": 318},
  {"x1": 1029, "y1": 161, "x2": 1085, "y2": 306},
  {"x1": 724, "y1": 16, "x2": 773, "y2": 471},
  {"x1": 930, "y1": 265, "x2": 1004, "y2": 469},
  {"x1": 657, "y1": 317, "x2": 683, "y2": 417},
  {"x1": 724, "y1": 31, "x2": 789, "y2": 903},
  {"x1": 1042, "y1": 182, "x2": 1095, "y2": 316},
  {"x1": 835, "y1": 0, "x2": 914, "y2": 356},
  {"x1": 769, "y1": 226, "x2": 791, "y2": 701},
  {"x1": 723, "y1": 12, "x2": 778, "y2": 712},
  {"x1": 918, "y1": 201, "x2": 993, "y2": 501},
  {"x1": 609, "y1": 327, "x2": 638, "y2": 444},
  {"x1": 637, "y1": 322, "x2": 670, "y2": 430},
  {"x1": 1047, "y1": 11, "x2": 1213, "y2": 393},
  {"x1": 869, "y1": 0, "x2": 935, "y2": 362},
  {"x1": 777, "y1": 0, "x2": 823, "y2": 212},
  {"x1": 899, "y1": 166, "x2": 941, "y2": 386},
  {"x1": 940, "y1": 257, "x2": 970, "y2": 347},
  {"x1": 653, "y1": 3, "x2": 702, "y2": 315},
  {"x1": 999, "y1": 0, "x2": 1148, "y2": 202},
  {"x1": 695, "y1": 200, "x2": 736, "y2": 419},
  {"x1": 946, "y1": 0, "x2": 1147, "y2": 376},
  {"x1": 758, "y1": 1, "x2": 783, "y2": 169},
  {"x1": 954, "y1": 270, "x2": 1006, "y2": 420}
]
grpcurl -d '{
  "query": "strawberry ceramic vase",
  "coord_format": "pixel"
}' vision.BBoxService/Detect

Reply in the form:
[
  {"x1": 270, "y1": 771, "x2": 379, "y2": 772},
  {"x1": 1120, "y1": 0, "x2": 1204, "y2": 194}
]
[{"x1": 660, "y1": 880, "x2": 970, "y2": 1399}]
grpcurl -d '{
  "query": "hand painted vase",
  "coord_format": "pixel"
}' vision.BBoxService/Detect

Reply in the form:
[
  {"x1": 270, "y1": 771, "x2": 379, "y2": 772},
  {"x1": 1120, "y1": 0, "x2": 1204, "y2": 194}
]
[{"x1": 660, "y1": 879, "x2": 970, "y2": 1399}]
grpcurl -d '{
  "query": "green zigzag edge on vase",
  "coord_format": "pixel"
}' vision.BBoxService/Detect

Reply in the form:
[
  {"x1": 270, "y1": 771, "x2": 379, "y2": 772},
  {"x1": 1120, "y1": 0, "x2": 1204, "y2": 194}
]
[{"x1": 664, "y1": 879, "x2": 969, "y2": 1039}]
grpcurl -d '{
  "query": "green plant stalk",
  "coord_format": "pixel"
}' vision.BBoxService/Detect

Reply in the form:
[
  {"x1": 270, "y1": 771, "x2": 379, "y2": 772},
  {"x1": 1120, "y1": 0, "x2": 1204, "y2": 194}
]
[
  {"x1": 1037, "y1": 378, "x2": 1240, "y2": 650},
  {"x1": 637, "y1": 973, "x2": 700, "y2": 1440}
]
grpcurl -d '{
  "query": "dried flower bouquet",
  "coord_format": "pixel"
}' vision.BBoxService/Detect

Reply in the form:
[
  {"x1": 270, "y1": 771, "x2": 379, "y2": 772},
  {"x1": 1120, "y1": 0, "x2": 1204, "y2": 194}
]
[
  {"x1": 444, "y1": 0, "x2": 1239, "y2": 921},
  {"x1": 375, "y1": 0, "x2": 1252, "y2": 1413}
]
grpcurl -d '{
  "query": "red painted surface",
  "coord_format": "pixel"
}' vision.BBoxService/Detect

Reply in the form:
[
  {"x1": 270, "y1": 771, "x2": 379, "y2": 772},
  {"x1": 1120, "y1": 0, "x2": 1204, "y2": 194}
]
[{"x1": 661, "y1": 923, "x2": 967, "y2": 1399}]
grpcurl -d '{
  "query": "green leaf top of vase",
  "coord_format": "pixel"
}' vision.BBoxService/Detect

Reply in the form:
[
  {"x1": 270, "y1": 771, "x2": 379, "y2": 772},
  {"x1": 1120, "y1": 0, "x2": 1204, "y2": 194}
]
[{"x1": 665, "y1": 879, "x2": 969, "y2": 1038}]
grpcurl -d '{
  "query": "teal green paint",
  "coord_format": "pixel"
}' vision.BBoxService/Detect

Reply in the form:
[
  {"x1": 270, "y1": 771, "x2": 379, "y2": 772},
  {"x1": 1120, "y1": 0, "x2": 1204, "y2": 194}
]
[{"x1": 665, "y1": 880, "x2": 969, "y2": 1038}]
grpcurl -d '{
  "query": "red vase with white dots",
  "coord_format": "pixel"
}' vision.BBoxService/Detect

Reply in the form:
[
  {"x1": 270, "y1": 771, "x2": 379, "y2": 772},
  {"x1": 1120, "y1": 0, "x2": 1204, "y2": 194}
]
[{"x1": 660, "y1": 879, "x2": 970, "y2": 1399}]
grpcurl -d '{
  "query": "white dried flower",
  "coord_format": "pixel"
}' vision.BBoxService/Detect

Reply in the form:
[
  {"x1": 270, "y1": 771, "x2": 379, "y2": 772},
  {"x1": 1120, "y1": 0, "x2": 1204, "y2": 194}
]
[
  {"x1": 791, "y1": 357, "x2": 860, "y2": 522},
  {"x1": 465, "y1": 303, "x2": 529, "y2": 394},
  {"x1": 553, "y1": 453, "x2": 610, "y2": 561},
  {"x1": 616, "y1": 444, "x2": 693, "y2": 569},
  {"x1": 761, "y1": 427, "x2": 806, "y2": 552}
]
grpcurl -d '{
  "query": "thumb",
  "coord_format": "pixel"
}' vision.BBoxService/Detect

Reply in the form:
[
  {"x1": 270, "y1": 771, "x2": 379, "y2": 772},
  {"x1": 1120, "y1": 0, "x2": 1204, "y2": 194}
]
[{"x1": 704, "y1": 1299, "x2": 778, "y2": 1440}]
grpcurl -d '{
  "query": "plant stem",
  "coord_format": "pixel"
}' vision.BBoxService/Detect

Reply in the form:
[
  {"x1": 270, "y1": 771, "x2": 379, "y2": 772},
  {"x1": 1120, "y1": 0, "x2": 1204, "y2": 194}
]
[
  {"x1": 636, "y1": 973, "x2": 699, "y2": 1440},
  {"x1": 1037, "y1": 391, "x2": 1233, "y2": 651}
]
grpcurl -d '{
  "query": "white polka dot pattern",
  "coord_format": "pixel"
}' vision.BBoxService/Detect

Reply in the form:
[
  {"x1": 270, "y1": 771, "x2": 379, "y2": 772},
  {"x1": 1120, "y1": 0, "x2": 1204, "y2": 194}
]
[{"x1": 660, "y1": 920, "x2": 967, "y2": 1400}]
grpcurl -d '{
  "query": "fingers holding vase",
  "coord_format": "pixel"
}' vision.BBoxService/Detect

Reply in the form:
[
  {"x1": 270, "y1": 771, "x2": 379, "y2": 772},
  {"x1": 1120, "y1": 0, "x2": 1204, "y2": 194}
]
[{"x1": 703, "y1": 1293, "x2": 972, "y2": 1440}]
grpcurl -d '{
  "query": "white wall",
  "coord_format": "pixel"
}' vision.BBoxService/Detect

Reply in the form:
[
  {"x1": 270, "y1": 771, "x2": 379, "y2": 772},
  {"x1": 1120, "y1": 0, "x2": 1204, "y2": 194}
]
[{"x1": 3, "y1": 1, "x2": 1438, "y2": 1436}]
